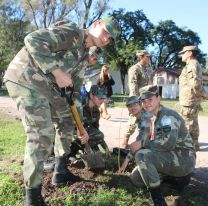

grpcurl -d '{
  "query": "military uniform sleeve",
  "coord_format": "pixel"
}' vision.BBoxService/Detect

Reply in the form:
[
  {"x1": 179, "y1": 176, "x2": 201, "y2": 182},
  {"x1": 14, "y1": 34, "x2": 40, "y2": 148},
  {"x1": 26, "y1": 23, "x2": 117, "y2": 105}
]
[
  {"x1": 188, "y1": 61, "x2": 204, "y2": 97},
  {"x1": 24, "y1": 27, "x2": 79, "y2": 74},
  {"x1": 136, "y1": 118, "x2": 151, "y2": 147},
  {"x1": 128, "y1": 66, "x2": 140, "y2": 96},
  {"x1": 123, "y1": 115, "x2": 138, "y2": 138},
  {"x1": 150, "y1": 116, "x2": 180, "y2": 151}
]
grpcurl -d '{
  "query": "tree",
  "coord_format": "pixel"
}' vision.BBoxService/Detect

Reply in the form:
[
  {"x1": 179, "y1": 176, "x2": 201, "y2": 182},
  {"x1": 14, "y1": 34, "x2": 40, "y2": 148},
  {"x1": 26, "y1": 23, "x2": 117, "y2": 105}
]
[
  {"x1": 0, "y1": 1, "x2": 29, "y2": 73},
  {"x1": 150, "y1": 20, "x2": 206, "y2": 69},
  {"x1": 14, "y1": 0, "x2": 111, "y2": 29},
  {"x1": 73, "y1": 0, "x2": 110, "y2": 28},
  {"x1": 102, "y1": 9, "x2": 153, "y2": 94}
]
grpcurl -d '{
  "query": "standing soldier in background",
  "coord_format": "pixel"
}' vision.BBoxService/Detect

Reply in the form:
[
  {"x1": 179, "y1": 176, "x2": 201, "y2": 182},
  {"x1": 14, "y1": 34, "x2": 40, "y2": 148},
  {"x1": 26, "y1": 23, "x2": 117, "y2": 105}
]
[
  {"x1": 179, "y1": 45, "x2": 208, "y2": 151},
  {"x1": 121, "y1": 50, "x2": 152, "y2": 148},
  {"x1": 128, "y1": 50, "x2": 152, "y2": 96},
  {"x1": 4, "y1": 16, "x2": 120, "y2": 206}
]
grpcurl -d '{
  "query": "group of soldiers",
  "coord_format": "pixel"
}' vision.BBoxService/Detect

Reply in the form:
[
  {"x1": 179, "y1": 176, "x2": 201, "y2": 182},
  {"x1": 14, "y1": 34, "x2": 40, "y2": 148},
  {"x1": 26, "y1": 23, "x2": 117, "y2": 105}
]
[
  {"x1": 117, "y1": 45, "x2": 208, "y2": 206},
  {"x1": 3, "y1": 13, "x2": 208, "y2": 206}
]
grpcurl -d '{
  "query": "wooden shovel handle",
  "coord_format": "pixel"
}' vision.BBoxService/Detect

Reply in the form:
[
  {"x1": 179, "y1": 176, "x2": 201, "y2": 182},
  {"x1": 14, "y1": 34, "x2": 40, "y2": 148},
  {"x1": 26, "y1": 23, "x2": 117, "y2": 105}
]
[{"x1": 70, "y1": 104, "x2": 85, "y2": 136}]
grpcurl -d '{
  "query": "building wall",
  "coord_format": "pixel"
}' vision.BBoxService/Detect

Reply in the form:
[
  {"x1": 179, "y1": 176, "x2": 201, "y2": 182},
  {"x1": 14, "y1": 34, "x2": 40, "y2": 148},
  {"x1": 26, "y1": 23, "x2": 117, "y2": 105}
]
[{"x1": 85, "y1": 70, "x2": 129, "y2": 94}]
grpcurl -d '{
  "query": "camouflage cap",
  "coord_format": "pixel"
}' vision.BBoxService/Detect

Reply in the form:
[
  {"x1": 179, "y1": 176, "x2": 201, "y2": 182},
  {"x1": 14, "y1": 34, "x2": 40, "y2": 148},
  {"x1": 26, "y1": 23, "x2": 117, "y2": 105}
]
[
  {"x1": 136, "y1": 50, "x2": 150, "y2": 57},
  {"x1": 102, "y1": 16, "x2": 121, "y2": 40},
  {"x1": 126, "y1": 96, "x2": 141, "y2": 107},
  {"x1": 140, "y1": 85, "x2": 159, "y2": 100},
  {"x1": 179, "y1": 45, "x2": 198, "y2": 55},
  {"x1": 90, "y1": 85, "x2": 106, "y2": 99}
]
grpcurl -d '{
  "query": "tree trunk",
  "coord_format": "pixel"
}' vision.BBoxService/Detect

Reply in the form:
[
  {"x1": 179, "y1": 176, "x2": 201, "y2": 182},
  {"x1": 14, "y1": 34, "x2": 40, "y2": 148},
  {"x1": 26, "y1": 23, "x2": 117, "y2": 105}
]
[{"x1": 120, "y1": 69, "x2": 126, "y2": 94}]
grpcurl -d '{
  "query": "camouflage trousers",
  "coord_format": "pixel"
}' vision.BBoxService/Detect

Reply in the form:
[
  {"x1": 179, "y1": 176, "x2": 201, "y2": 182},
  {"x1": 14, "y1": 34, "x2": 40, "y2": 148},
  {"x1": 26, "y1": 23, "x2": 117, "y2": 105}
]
[
  {"x1": 130, "y1": 148, "x2": 195, "y2": 189},
  {"x1": 180, "y1": 105, "x2": 199, "y2": 144},
  {"x1": 70, "y1": 128, "x2": 107, "y2": 156},
  {"x1": 87, "y1": 128, "x2": 107, "y2": 150},
  {"x1": 5, "y1": 81, "x2": 82, "y2": 188}
]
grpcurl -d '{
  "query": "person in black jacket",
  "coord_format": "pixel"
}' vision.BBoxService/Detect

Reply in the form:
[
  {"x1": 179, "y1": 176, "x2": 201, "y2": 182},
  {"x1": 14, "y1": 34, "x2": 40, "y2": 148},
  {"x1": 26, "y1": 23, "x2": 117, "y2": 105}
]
[{"x1": 97, "y1": 65, "x2": 115, "y2": 119}]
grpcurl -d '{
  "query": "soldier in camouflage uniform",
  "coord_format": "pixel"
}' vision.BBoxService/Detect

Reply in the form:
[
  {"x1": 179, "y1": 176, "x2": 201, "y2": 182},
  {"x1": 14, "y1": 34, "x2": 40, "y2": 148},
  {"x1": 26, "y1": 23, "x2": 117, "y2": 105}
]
[
  {"x1": 179, "y1": 45, "x2": 208, "y2": 151},
  {"x1": 120, "y1": 96, "x2": 152, "y2": 149},
  {"x1": 3, "y1": 16, "x2": 120, "y2": 206},
  {"x1": 121, "y1": 50, "x2": 152, "y2": 148},
  {"x1": 118, "y1": 96, "x2": 152, "y2": 170},
  {"x1": 126, "y1": 85, "x2": 196, "y2": 206},
  {"x1": 69, "y1": 85, "x2": 110, "y2": 158}
]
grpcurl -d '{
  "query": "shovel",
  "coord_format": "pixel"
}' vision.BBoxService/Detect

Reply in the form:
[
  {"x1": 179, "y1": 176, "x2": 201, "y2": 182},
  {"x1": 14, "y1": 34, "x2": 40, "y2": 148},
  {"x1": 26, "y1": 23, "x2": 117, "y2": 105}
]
[{"x1": 59, "y1": 86, "x2": 105, "y2": 170}]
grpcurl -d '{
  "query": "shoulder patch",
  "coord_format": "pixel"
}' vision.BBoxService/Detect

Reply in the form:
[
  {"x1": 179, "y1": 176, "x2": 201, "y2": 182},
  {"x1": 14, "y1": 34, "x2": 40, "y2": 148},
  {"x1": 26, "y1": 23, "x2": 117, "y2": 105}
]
[{"x1": 161, "y1": 116, "x2": 171, "y2": 126}]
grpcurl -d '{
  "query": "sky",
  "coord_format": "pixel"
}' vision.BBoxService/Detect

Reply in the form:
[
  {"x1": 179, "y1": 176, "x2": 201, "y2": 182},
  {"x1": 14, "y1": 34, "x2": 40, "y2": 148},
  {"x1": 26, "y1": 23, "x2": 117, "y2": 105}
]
[{"x1": 109, "y1": 0, "x2": 208, "y2": 54}]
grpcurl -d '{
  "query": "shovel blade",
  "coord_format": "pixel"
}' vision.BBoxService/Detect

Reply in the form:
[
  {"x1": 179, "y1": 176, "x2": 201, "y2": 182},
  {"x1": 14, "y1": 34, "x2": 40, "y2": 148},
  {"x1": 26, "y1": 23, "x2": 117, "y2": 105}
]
[{"x1": 81, "y1": 151, "x2": 105, "y2": 169}]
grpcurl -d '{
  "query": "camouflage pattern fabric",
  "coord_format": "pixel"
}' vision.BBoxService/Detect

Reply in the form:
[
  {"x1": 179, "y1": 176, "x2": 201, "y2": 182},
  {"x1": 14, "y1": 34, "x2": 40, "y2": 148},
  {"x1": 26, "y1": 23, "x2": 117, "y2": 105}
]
[
  {"x1": 179, "y1": 58, "x2": 204, "y2": 145},
  {"x1": 3, "y1": 22, "x2": 90, "y2": 188},
  {"x1": 179, "y1": 59, "x2": 204, "y2": 106},
  {"x1": 131, "y1": 105, "x2": 196, "y2": 189},
  {"x1": 180, "y1": 105, "x2": 199, "y2": 145},
  {"x1": 123, "y1": 109, "x2": 152, "y2": 143},
  {"x1": 128, "y1": 63, "x2": 152, "y2": 96},
  {"x1": 82, "y1": 97, "x2": 107, "y2": 150}
]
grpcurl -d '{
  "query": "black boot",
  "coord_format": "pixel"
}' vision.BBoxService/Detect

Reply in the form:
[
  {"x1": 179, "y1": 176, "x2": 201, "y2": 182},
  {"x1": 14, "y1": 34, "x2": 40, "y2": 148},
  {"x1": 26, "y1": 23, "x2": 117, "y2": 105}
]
[
  {"x1": 25, "y1": 186, "x2": 48, "y2": 206},
  {"x1": 162, "y1": 174, "x2": 191, "y2": 192},
  {"x1": 52, "y1": 156, "x2": 81, "y2": 186},
  {"x1": 149, "y1": 187, "x2": 167, "y2": 206}
]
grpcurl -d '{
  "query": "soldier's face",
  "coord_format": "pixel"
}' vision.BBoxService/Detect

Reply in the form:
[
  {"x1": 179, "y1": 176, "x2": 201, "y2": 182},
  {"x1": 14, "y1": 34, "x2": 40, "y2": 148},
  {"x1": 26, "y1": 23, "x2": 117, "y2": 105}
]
[
  {"x1": 88, "y1": 55, "x2": 98, "y2": 65},
  {"x1": 127, "y1": 103, "x2": 142, "y2": 116},
  {"x1": 143, "y1": 55, "x2": 150, "y2": 65},
  {"x1": 142, "y1": 95, "x2": 160, "y2": 114},
  {"x1": 91, "y1": 94, "x2": 105, "y2": 106},
  {"x1": 181, "y1": 51, "x2": 192, "y2": 62},
  {"x1": 90, "y1": 20, "x2": 112, "y2": 47}
]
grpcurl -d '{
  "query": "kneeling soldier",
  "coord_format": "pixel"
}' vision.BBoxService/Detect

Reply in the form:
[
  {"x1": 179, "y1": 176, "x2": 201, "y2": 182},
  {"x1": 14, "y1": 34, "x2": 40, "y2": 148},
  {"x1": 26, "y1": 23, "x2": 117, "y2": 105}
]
[
  {"x1": 123, "y1": 85, "x2": 196, "y2": 206},
  {"x1": 69, "y1": 85, "x2": 110, "y2": 159}
]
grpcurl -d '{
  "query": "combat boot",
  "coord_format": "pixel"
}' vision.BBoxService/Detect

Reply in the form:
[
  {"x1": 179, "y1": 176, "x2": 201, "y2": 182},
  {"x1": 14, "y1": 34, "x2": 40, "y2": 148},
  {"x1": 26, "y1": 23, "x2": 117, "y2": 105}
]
[
  {"x1": 149, "y1": 187, "x2": 167, "y2": 206},
  {"x1": 52, "y1": 156, "x2": 81, "y2": 186},
  {"x1": 25, "y1": 186, "x2": 48, "y2": 206}
]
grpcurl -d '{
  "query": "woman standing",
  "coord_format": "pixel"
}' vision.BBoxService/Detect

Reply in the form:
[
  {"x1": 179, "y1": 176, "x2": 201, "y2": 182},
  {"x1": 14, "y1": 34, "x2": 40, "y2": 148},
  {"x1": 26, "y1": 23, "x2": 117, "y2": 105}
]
[{"x1": 97, "y1": 65, "x2": 115, "y2": 119}]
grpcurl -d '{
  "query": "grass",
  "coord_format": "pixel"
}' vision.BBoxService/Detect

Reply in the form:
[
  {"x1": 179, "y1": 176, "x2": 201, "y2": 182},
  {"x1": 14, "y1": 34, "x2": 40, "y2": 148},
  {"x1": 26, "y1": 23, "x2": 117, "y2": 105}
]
[
  {"x1": 0, "y1": 120, "x2": 25, "y2": 159},
  {"x1": 0, "y1": 120, "x2": 25, "y2": 205},
  {"x1": 0, "y1": 89, "x2": 8, "y2": 96},
  {"x1": 0, "y1": 172, "x2": 24, "y2": 206}
]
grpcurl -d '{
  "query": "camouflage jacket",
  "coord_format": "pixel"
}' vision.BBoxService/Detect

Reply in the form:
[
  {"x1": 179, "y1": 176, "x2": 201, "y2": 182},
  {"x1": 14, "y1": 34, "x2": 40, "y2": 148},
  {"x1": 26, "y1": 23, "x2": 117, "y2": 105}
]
[
  {"x1": 4, "y1": 21, "x2": 89, "y2": 91},
  {"x1": 139, "y1": 105, "x2": 195, "y2": 152},
  {"x1": 82, "y1": 97, "x2": 100, "y2": 131},
  {"x1": 128, "y1": 63, "x2": 152, "y2": 96},
  {"x1": 124, "y1": 109, "x2": 152, "y2": 139},
  {"x1": 179, "y1": 59, "x2": 204, "y2": 106}
]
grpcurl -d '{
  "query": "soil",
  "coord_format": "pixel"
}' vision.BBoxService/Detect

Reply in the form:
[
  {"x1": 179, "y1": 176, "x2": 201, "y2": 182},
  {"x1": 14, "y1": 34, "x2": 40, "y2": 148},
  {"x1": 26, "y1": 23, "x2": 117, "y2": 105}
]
[{"x1": 1, "y1": 96, "x2": 208, "y2": 205}]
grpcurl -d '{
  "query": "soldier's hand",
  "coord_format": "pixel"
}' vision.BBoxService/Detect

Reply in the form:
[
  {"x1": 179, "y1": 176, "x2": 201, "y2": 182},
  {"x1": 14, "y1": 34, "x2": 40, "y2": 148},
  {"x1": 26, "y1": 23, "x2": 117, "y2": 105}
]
[
  {"x1": 77, "y1": 129, "x2": 89, "y2": 144},
  {"x1": 130, "y1": 141, "x2": 141, "y2": 154},
  {"x1": 52, "y1": 68, "x2": 73, "y2": 88},
  {"x1": 117, "y1": 158, "x2": 129, "y2": 173}
]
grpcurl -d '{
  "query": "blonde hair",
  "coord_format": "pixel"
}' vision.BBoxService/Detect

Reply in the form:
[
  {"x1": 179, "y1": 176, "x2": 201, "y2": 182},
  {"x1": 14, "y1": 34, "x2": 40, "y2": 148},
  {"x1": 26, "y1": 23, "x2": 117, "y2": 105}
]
[{"x1": 99, "y1": 65, "x2": 109, "y2": 84}]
